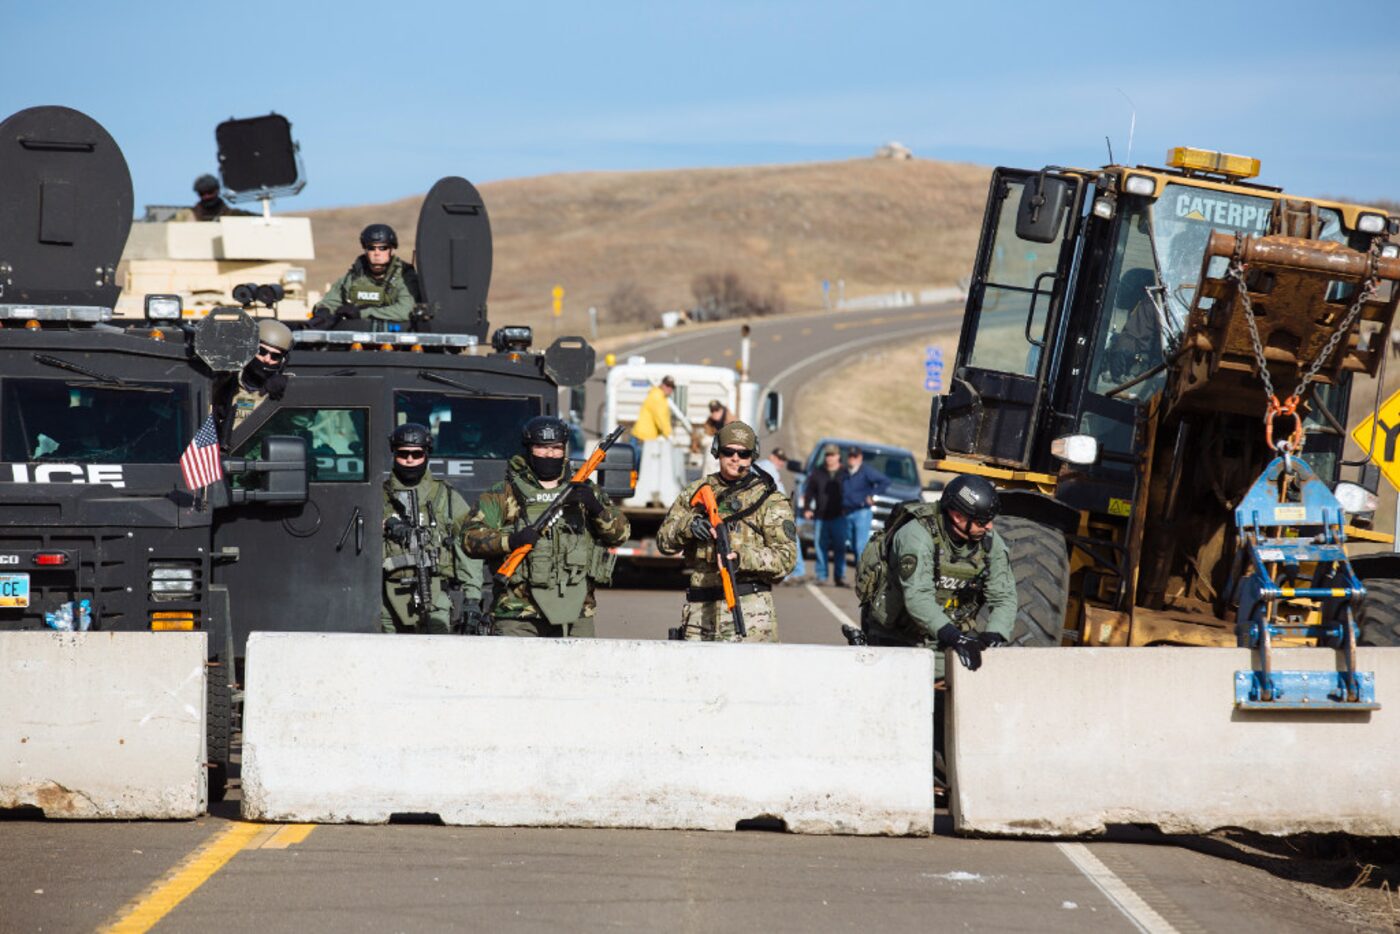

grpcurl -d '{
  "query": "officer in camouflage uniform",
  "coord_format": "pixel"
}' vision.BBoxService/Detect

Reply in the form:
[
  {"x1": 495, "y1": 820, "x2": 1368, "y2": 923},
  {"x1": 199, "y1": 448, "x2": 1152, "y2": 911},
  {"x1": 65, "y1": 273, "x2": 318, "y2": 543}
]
[
  {"x1": 212, "y1": 319, "x2": 293, "y2": 450},
  {"x1": 382, "y1": 423, "x2": 483, "y2": 634},
  {"x1": 657, "y1": 421, "x2": 796, "y2": 642},
  {"x1": 869, "y1": 474, "x2": 1017, "y2": 678},
  {"x1": 462, "y1": 416, "x2": 629, "y2": 637},
  {"x1": 312, "y1": 223, "x2": 421, "y2": 332}
]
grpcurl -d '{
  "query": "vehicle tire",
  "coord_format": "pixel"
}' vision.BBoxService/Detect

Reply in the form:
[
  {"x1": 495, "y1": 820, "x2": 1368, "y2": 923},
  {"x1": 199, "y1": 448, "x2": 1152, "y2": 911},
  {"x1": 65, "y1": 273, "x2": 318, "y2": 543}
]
[
  {"x1": 1358, "y1": 578, "x2": 1400, "y2": 647},
  {"x1": 207, "y1": 663, "x2": 232, "y2": 804},
  {"x1": 996, "y1": 515, "x2": 1070, "y2": 646}
]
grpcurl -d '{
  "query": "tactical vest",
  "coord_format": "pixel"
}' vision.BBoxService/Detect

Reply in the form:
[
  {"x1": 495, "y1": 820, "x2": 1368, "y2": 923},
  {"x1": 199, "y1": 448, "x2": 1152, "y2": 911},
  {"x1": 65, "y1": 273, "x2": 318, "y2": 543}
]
[
  {"x1": 508, "y1": 476, "x2": 615, "y2": 625},
  {"x1": 341, "y1": 256, "x2": 404, "y2": 309},
  {"x1": 382, "y1": 476, "x2": 460, "y2": 579},
  {"x1": 857, "y1": 502, "x2": 992, "y2": 639}
]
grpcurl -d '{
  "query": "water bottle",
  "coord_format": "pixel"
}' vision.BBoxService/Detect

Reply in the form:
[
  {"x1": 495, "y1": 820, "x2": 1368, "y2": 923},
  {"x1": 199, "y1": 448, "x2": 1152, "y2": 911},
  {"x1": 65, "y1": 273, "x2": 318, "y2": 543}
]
[{"x1": 76, "y1": 599, "x2": 92, "y2": 632}]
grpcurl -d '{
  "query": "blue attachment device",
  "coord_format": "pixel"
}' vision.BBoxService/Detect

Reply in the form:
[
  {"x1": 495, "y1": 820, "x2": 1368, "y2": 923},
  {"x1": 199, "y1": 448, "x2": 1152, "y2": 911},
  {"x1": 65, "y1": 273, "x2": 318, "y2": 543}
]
[{"x1": 1229, "y1": 454, "x2": 1378, "y2": 711}]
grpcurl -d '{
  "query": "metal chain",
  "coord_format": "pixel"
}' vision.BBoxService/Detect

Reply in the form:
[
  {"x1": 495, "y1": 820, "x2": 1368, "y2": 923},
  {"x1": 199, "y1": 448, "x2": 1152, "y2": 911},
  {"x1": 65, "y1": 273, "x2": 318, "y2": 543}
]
[
  {"x1": 1289, "y1": 260, "x2": 1380, "y2": 401},
  {"x1": 1227, "y1": 255, "x2": 1275, "y2": 402}
]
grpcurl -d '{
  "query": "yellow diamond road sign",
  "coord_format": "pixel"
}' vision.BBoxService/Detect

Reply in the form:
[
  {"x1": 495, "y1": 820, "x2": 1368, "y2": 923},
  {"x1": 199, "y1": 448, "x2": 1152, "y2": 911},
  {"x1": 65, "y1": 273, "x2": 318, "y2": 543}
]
[{"x1": 1350, "y1": 387, "x2": 1400, "y2": 491}]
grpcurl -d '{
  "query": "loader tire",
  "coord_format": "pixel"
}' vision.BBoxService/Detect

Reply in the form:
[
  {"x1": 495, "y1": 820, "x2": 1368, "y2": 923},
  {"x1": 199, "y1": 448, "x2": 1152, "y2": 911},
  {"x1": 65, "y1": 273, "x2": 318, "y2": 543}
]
[
  {"x1": 996, "y1": 515, "x2": 1070, "y2": 646},
  {"x1": 207, "y1": 663, "x2": 232, "y2": 804},
  {"x1": 1358, "y1": 578, "x2": 1400, "y2": 647}
]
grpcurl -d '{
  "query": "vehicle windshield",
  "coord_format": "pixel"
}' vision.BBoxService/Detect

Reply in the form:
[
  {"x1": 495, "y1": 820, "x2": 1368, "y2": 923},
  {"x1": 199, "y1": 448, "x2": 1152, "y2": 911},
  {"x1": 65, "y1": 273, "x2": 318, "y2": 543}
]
[
  {"x1": 868, "y1": 451, "x2": 919, "y2": 485},
  {"x1": 394, "y1": 391, "x2": 541, "y2": 459},
  {"x1": 1, "y1": 379, "x2": 189, "y2": 463}
]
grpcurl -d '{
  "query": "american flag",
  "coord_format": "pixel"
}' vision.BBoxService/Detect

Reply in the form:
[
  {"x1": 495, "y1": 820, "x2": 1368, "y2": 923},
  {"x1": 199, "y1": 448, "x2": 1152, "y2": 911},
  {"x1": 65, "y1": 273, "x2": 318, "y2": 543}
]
[{"x1": 180, "y1": 414, "x2": 224, "y2": 492}]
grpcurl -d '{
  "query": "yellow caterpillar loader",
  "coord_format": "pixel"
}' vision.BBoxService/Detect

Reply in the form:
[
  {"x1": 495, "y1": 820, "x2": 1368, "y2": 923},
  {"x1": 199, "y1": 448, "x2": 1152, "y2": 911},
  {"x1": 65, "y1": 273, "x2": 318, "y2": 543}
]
[{"x1": 926, "y1": 147, "x2": 1400, "y2": 705}]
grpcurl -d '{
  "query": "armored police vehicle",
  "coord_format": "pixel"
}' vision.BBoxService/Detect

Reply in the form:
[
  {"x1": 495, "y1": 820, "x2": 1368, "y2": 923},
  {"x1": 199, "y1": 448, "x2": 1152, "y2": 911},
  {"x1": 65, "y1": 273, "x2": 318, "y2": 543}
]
[{"x1": 0, "y1": 105, "x2": 632, "y2": 800}]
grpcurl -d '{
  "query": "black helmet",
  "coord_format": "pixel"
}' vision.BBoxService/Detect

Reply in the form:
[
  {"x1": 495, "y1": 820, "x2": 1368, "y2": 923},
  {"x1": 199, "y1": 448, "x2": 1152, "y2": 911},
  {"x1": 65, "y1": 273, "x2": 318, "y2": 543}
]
[
  {"x1": 389, "y1": 422, "x2": 433, "y2": 452},
  {"x1": 360, "y1": 223, "x2": 398, "y2": 249},
  {"x1": 194, "y1": 174, "x2": 220, "y2": 195},
  {"x1": 522, "y1": 416, "x2": 569, "y2": 447},
  {"x1": 941, "y1": 475, "x2": 1000, "y2": 523}
]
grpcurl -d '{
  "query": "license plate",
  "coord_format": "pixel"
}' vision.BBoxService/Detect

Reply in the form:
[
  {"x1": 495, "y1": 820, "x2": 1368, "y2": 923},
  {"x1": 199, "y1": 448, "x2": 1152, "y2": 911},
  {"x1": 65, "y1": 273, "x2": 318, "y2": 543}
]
[{"x1": 0, "y1": 573, "x2": 30, "y2": 607}]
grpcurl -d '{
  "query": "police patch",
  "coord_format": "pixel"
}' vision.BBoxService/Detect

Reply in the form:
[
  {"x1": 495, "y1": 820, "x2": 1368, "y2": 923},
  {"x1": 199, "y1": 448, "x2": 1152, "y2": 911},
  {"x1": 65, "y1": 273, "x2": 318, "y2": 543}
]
[
  {"x1": 782, "y1": 520, "x2": 796, "y2": 540},
  {"x1": 899, "y1": 554, "x2": 918, "y2": 581}
]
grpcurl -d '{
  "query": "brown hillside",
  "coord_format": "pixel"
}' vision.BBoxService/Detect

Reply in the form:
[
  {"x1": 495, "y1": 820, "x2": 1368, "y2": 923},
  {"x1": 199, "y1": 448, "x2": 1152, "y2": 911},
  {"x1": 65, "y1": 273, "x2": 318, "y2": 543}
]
[{"x1": 303, "y1": 158, "x2": 991, "y2": 334}]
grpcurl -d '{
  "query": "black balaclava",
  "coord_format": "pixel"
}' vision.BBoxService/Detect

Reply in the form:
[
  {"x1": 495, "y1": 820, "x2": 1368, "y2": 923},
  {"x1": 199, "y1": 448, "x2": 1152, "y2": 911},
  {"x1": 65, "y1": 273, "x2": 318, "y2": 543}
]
[
  {"x1": 527, "y1": 452, "x2": 565, "y2": 482},
  {"x1": 393, "y1": 452, "x2": 428, "y2": 486}
]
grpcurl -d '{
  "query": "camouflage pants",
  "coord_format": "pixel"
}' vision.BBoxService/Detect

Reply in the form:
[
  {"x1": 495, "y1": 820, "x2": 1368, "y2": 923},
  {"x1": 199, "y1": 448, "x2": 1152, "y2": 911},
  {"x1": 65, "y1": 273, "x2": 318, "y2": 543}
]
[
  {"x1": 678, "y1": 590, "x2": 779, "y2": 643},
  {"x1": 494, "y1": 616, "x2": 596, "y2": 638}
]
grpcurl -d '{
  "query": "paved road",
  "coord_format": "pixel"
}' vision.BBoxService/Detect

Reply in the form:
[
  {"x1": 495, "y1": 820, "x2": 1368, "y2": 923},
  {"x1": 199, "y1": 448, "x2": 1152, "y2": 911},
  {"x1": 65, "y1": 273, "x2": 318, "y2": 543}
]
[{"x1": 0, "y1": 306, "x2": 1363, "y2": 933}]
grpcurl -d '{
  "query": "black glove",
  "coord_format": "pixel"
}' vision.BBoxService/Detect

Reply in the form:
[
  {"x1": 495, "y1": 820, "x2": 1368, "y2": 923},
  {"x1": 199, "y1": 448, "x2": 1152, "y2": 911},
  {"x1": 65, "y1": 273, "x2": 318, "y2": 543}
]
[
  {"x1": 936, "y1": 624, "x2": 983, "y2": 672},
  {"x1": 689, "y1": 515, "x2": 715, "y2": 542},
  {"x1": 335, "y1": 303, "x2": 362, "y2": 321},
  {"x1": 305, "y1": 310, "x2": 336, "y2": 330},
  {"x1": 507, "y1": 527, "x2": 540, "y2": 551},
  {"x1": 574, "y1": 483, "x2": 605, "y2": 517},
  {"x1": 262, "y1": 373, "x2": 288, "y2": 400},
  {"x1": 978, "y1": 631, "x2": 1009, "y2": 649},
  {"x1": 384, "y1": 516, "x2": 412, "y2": 546}
]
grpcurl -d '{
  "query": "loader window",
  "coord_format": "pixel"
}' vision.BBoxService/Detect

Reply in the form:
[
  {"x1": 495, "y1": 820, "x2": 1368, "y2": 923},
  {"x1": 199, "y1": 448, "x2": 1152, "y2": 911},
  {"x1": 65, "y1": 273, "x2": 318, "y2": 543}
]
[
  {"x1": 393, "y1": 391, "x2": 540, "y2": 460},
  {"x1": 1150, "y1": 184, "x2": 1273, "y2": 331},
  {"x1": 967, "y1": 178, "x2": 1068, "y2": 375},
  {"x1": 1, "y1": 379, "x2": 189, "y2": 464},
  {"x1": 1086, "y1": 206, "x2": 1167, "y2": 402}
]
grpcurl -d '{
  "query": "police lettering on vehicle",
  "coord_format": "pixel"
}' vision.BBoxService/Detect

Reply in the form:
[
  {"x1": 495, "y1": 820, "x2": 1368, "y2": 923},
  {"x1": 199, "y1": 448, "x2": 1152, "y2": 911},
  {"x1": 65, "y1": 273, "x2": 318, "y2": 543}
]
[
  {"x1": 0, "y1": 555, "x2": 18, "y2": 565},
  {"x1": 6, "y1": 464, "x2": 126, "y2": 488},
  {"x1": 1174, "y1": 193, "x2": 1270, "y2": 233}
]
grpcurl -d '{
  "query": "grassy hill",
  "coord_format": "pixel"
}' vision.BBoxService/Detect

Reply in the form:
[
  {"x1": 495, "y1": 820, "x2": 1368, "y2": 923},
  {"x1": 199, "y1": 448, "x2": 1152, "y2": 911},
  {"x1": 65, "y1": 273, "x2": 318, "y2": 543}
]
[{"x1": 302, "y1": 157, "x2": 992, "y2": 334}]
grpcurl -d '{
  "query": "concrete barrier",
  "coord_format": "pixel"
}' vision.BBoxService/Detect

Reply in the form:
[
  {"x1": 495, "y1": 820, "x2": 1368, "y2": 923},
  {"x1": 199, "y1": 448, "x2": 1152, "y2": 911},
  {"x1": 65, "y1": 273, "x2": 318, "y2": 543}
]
[
  {"x1": 948, "y1": 647, "x2": 1400, "y2": 836},
  {"x1": 1, "y1": 632, "x2": 207, "y2": 818},
  {"x1": 242, "y1": 633, "x2": 933, "y2": 835}
]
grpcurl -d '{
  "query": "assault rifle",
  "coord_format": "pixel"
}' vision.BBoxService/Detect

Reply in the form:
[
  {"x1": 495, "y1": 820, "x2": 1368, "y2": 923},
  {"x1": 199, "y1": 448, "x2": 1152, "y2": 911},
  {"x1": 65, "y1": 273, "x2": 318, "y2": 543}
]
[
  {"x1": 494, "y1": 425, "x2": 626, "y2": 585},
  {"x1": 690, "y1": 484, "x2": 746, "y2": 638},
  {"x1": 385, "y1": 489, "x2": 439, "y2": 626}
]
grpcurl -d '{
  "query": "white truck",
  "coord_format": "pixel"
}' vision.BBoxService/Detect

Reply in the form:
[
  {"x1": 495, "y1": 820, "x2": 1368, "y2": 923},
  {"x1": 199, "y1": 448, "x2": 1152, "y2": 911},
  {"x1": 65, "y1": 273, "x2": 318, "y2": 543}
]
[{"x1": 602, "y1": 357, "x2": 781, "y2": 570}]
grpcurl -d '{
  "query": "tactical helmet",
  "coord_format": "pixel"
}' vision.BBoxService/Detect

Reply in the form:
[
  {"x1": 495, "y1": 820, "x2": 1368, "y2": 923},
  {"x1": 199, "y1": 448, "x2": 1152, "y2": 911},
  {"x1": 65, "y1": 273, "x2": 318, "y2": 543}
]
[
  {"x1": 194, "y1": 174, "x2": 220, "y2": 195},
  {"x1": 360, "y1": 223, "x2": 398, "y2": 249},
  {"x1": 389, "y1": 422, "x2": 433, "y2": 452},
  {"x1": 940, "y1": 474, "x2": 1000, "y2": 523},
  {"x1": 711, "y1": 420, "x2": 759, "y2": 458},
  {"x1": 521, "y1": 416, "x2": 569, "y2": 447},
  {"x1": 256, "y1": 318, "x2": 294, "y2": 352}
]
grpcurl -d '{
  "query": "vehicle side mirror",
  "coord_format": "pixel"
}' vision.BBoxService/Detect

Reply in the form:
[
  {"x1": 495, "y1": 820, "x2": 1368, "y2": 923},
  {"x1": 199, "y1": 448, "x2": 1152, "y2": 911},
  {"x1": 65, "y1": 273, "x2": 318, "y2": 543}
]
[
  {"x1": 1016, "y1": 174, "x2": 1070, "y2": 244},
  {"x1": 762, "y1": 390, "x2": 783, "y2": 433},
  {"x1": 223, "y1": 435, "x2": 309, "y2": 504},
  {"x1": 591, "y1": 442, "x2": 637, "y2": 502}
]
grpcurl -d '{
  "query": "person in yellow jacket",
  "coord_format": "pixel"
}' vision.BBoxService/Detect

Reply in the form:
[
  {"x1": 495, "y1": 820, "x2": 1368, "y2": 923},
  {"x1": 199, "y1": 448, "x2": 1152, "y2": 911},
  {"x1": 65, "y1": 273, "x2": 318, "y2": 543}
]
[
  {"x1": 632, "y1": 375, "x2": 675, "y2": 442},
  {"x1": 627, "y1": 375, "x2": 679, "y2": 507}
]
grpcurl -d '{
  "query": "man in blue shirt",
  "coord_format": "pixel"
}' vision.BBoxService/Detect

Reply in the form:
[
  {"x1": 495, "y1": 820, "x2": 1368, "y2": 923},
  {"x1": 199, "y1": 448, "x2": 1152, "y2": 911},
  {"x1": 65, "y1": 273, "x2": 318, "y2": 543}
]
[{"x1": 842, "y1": 446, "x2": 890, "y2": 558}]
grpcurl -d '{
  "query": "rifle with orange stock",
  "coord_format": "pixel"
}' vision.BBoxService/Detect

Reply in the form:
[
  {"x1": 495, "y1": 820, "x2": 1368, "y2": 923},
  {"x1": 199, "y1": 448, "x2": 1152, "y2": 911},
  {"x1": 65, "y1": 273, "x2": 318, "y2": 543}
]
[
  {"x1": 493, "y1": 425, "x2": 625, "y2": 585},
  {"x1": 690, "y1": 484, "x2": 746, "y2": 638}
]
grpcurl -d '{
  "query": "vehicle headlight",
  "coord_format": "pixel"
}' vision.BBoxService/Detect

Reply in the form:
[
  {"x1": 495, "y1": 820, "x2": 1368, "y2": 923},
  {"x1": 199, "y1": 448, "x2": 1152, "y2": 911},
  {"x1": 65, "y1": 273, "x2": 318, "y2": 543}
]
[
  {"x1": 1050, "y1": 434, "x2": 1098, "y2": 465},
  {"x1": 1357, "y1": 213, "x2": 1386, "y2": 234},
  {"x1": 1092, "y1": 197, "x2": 1115, "y2": 220},
  {"x1": 144, "y1": 294, "x2": 183, "y2": 321},
  {"x1": 1334, "y1": 482, "x2": 1378, "y2": 515},
  {"x1": 1123, "y1": 174, "x2": 1155, "y2": 196},
  {"x1": 1380, "y1": 243, "x2": 1399, "y2": 259}
]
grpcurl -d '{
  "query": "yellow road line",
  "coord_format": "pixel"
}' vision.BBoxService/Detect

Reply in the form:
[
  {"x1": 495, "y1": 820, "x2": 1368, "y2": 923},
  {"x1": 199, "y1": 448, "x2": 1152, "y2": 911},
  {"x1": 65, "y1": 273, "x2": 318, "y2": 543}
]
[{"x1": 99, "y1": 822, "x2": 315, "y2": 932}]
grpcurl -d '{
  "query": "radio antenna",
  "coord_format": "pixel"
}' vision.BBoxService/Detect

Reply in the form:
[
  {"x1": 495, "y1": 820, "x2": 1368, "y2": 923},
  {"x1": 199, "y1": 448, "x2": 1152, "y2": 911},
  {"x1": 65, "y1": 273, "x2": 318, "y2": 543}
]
[
  {"x1": 1115, "y1": 88, "x2": 1137, "y2": 165},
  {"x1": 1105, "y1": 136, "x2": 1115, "y2": 165}
]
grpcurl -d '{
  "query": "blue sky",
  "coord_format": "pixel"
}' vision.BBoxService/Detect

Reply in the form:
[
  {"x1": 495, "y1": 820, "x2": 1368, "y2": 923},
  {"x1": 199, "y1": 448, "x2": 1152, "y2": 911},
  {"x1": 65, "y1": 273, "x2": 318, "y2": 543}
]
[{"x1": 10, "y1": 0, "x2": 1398, "y2": 211}]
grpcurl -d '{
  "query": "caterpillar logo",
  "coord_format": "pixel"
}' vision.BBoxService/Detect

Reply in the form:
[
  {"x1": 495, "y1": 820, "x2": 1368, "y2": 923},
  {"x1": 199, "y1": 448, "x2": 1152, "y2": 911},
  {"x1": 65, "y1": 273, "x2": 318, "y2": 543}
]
[
  {"x1": 5, "y1": 464, "x2": 126, "y2": 488},
  {"x1": 1173, "y1": 192, "x2": 1270, "y2": 233}
]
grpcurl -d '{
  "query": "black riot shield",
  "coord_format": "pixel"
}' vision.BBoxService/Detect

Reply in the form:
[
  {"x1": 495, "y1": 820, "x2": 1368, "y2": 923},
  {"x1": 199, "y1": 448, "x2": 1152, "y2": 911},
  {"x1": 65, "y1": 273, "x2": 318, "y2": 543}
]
[
  {"x1": 414, "y1": 176, "x2": 493, "y2": 340},
  {"x1": 0, "y1": 106, "x2": 133, "y2": 309}
]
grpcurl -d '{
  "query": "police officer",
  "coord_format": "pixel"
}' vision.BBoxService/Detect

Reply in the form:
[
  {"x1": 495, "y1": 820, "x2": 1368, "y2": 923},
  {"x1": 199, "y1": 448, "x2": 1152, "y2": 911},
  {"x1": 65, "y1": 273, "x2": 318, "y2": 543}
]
[
  {"x1": 182, "y1": 174, "x2": 251, "y2": 222},
  {"x1": 462, "y1": 416, "x2": 629, "y2": 637},
  {"x1": 212, "y1": 319, "x2": 293, "y2": 448},
  {"x1": 382, "y1": 423, "x2": 483, "y2": 634},
  {"x1": 869, "y1": 474, "x2": 1017, "y2": 676},
  {"x1": 311, "y1": 223, "x2": 421, "y2": 332},
  {"x1": 657, "y1": 421, "x2": 796, "y2": 642}
]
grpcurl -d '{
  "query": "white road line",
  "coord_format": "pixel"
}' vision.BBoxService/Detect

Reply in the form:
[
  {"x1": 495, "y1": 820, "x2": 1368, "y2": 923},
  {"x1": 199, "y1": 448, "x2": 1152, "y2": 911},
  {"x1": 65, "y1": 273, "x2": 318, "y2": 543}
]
[
  {"x1": 804, "y1": 582, "x2": 857, "y2": 628},
  {"x1": 1056, "y1": 842, "x2": 1180, "y2": 934}
]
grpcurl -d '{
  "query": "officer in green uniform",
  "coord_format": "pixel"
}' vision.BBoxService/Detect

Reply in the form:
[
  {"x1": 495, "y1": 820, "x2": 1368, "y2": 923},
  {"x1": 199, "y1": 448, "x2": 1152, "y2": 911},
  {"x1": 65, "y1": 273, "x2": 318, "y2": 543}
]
[
  {"x1": 462, "y1": 416, "x2": 629, "y2": 637},
  {"x1": 213, "y1": 318, "x2": 293, "y2": 449},
  {"x1": 382, "y1": 423, "x2": 483, "y2": 634},
  {"x1": 312, "y1": 223, "x2": 421, "y2": 332},
  {"x1": 657, "y1": 421, "x2": 796, "y2": 642},
  {"x1": 869, "y1": 474, "x2": 1017, "y2": 676},
  {"x1": 177, "y1": 174, "x2": 253, "y2": 222}
]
